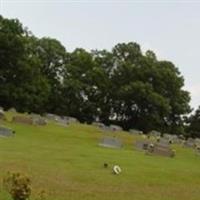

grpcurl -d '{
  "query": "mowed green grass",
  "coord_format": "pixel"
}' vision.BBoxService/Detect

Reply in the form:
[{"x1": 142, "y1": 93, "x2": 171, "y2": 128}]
[{"x1": 0, "y1": 112, "x2": 200, "y2": 200}]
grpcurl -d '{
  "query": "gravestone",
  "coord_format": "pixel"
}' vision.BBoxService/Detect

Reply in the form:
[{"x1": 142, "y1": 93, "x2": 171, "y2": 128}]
[
  {"x1": 9, "y1": 108, "x2": 16, "y2": 112},
  {"x1": 92, "y1": 122, "x2": 105, "y2": 128},
  {"x1": 101, "y1": 125, "x2": 112, "y2": 132},
  {"x1": 179, "y1": 135, "x2": 185, "y2": 140},
  {"x1": 195, "y1": 145, "x2": 200, "y2": 155},
  {"x1": 163, "y1": 133, "x2": 177, "y2": 144},
  {"x1": 68, "y1": 117, "x2": 78, "y2": 123},
  {"x1": 195, "y1": 138, "x2": 200, "y2": 146},
  {"x1": 99, "y1": 137, "x2": 122, "y2": 149},
  {"x1": 147, "y1": 143, "x2": 175, "y2": 157},
  {"x1": 0, "y1": 126, "x2": 15, "y2": 137},
  {"x1": 0, "y1": 110, "x2": 6, "y2": 120},
  {"x1": 134, "y1": 140, "x2": 151, "y2": 151},
  {"x1": 158, "y1": 137, "x2": 170, "y2": 145},
  {"x1": 56, "y1": 118, "x2": 69, "y2": 127},
  {"x1": 184, "y1": 138, "x2": 195, "y2": 148},
  {"x1": 62, "y1": 116, "x2": 79, "y2": 124},
  {"x1": 129, "y1": 129, "x2": 143, "y2": 135},
  {"x1": 31, "y1": 114, "x2": 47, "y2": 126},
  {"x1": 170, "y1": 135, "x2": 182, "y2": 144},
  {"x1": 149, "y1": 130, "x2": 161, "y2": 137},
  {"x1": 163, "y1": 133, "x2": 172, "y2": 140},
  {"x1": 12, "y1": 116, "x2": 33, "y2": 125},
  {"x1": 109, "y1": 125, "x2": 122, "y2": 132},
  {"x1": 45, "y1": 113, "x2": 59, "y2": 121}
]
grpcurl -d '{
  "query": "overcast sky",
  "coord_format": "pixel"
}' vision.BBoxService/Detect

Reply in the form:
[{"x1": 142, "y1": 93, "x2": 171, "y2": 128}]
[{"x1": 1, "y1": 0, "x2": 200, "y2": 110}]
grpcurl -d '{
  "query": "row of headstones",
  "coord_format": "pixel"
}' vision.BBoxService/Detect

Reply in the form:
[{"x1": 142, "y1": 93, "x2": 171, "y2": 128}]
[
  {"x1": 130, "y1": 130, "x2": 200, "y2": 152},
  {"x1": 0, "y1": 106, "x2": 78, "y2": 126},
  {"x1": 99, "y1": 134, "x2": 200, "y2": 157},
  {"x1": 129, "y1": 129, "x2": 200, "y2": 149},
  {"x1": 93, "y1": 122, "x2": 181, "y2": 142},
  {"x1": 130, "y1": 129, "x2": 185, "y2": 144},
  {"x1": 45, "y1": 113, "x2": 78, "y2": 125},
  {"x1": 93, "y1": 121, "x2": 186, "y2": 146},
  {"x1": 11, "y1": 114, "x2": 79, "y2": 126},
  {"x1": 99, "y1": 136, "x2": 175, "y2": 158},
  {"x1": 148, "y1": 132, "x2": 200, "y2": 150},
  {"x1": 2, "y1": 107, "x2": 200, "y2": 151},
  {"x1": 0, "y1": 107, "x2": 79, "y2": 137}
]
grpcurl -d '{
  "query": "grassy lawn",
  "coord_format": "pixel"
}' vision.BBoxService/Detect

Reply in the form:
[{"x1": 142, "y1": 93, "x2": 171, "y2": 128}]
[{"x1": 0, "y1": 112, "x2": 200, "y2": 200}]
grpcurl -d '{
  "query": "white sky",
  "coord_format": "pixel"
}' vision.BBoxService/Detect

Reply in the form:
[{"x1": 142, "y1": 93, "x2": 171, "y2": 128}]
[{"x1": 1, "y1": 0, "x2": 200, "y2": 110}]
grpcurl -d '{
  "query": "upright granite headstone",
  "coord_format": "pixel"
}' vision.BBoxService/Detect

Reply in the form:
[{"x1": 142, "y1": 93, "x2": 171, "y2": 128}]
[
  {"x1": 9, "y1": 108, "x2": 16, "y2": 112},
  {"x1": 134, "y1": 140, "x2": 151, "y2": 151},
  {"x1": 184, "y1": 138, "x2": 195, "y2": 148},
  {"x1": 179, "y1": 135, "x2": 185, "y2": 140},
  {"x1": 92, "y1": 122, "x2": 105, "y2": 128},
  {"x1": 62, "y1": 116, "x2": 79, "y2": 124},
  {"x1": 195, "y1": 138, "x2": 200, "y2": 147},
  {"x1": 129, "y1": 129, "x2": 143, "y2": 135},
  {"x1": 158, "y1": 137, "x2": 170, "y2": 145},
  {"x1": 170, "y1": 135, "x2": 181, "y2": 144},
  {"x1": 163, "y1": 133, "x2": 172, "y2": 140},
  {"x1": 56, "y1": 117, "x2": 69, "y2": 126},
  {"x1": 31, "y1": 116, "x2": 47, "y2": 126},
  {"x1": 149, "y1": 130, "x2": 161, "y2": 137},
  {"x1": 0, "y1": 110, "x2": 6, "y2": 120},
  {"x1": 12, "y1": 116, "x2": 33, "y2": 125},
  {"x1": 195, "y1": 145, "x2": 200, "y2": 155},
  {"x1": 101, "y1": 125, "x2": 112, "y2": 132},
  {"x1": 109, "y1": 125, "x2": 122, "y2": 132},
  {"x1": 45, "y1": 113, "x2": 59, "y2": 121},
  {"x1": 99, "y1": 137, "x2": 122, "y2": 149},
  {"x1": 147, "y1": 143, "x2": 175, "y2": 157},
  {"x1": 163, "y1": 133, "x2": 177, "y2": 144},
  {"x1": 0, "y1": 126, "x2": 15, "y2": 137}
]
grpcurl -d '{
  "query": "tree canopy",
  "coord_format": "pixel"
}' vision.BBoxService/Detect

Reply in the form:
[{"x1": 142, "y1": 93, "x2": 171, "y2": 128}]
[{"x1": 0, "y1": 15, "x2": 192, "y2": 135}]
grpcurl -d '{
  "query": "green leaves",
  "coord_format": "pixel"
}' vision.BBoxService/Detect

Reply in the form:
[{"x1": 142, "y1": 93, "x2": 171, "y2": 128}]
[{"x1": 0, "y1": 15, "x2": 191, "y2": 134}]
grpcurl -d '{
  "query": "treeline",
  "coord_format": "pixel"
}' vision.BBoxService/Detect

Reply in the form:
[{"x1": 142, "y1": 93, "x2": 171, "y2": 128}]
[{"x1": 0, "y1": 15, "x2": 197, "y2": 136}]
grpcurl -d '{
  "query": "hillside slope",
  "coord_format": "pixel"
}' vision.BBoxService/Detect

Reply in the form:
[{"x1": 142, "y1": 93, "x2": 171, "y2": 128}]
[{"x1": 0, "y1": 112, "x2": 200, "y2": 200}]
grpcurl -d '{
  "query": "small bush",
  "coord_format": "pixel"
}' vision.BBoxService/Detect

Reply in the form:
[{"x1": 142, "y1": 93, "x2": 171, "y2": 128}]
[
  {"x1": 36, "y1": 190, "x2": 46, "y2": 200},
  {"x1": 3, "y1": 172, "x2": 31, "y2": 200}
]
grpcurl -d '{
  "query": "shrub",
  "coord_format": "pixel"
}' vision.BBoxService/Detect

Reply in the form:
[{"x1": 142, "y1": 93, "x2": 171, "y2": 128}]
[{"x1": 3, "y1": 172, "x2": 31, "y2": 200}]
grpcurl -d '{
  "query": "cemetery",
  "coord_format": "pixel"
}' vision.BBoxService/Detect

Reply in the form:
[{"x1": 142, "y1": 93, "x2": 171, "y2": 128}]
[
  {"x1": 1, "y1": 4, "x2": 200, "y2": 199},
  {"x1": 0, "y1": 110, "x2": 200, "y2": 200}
]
